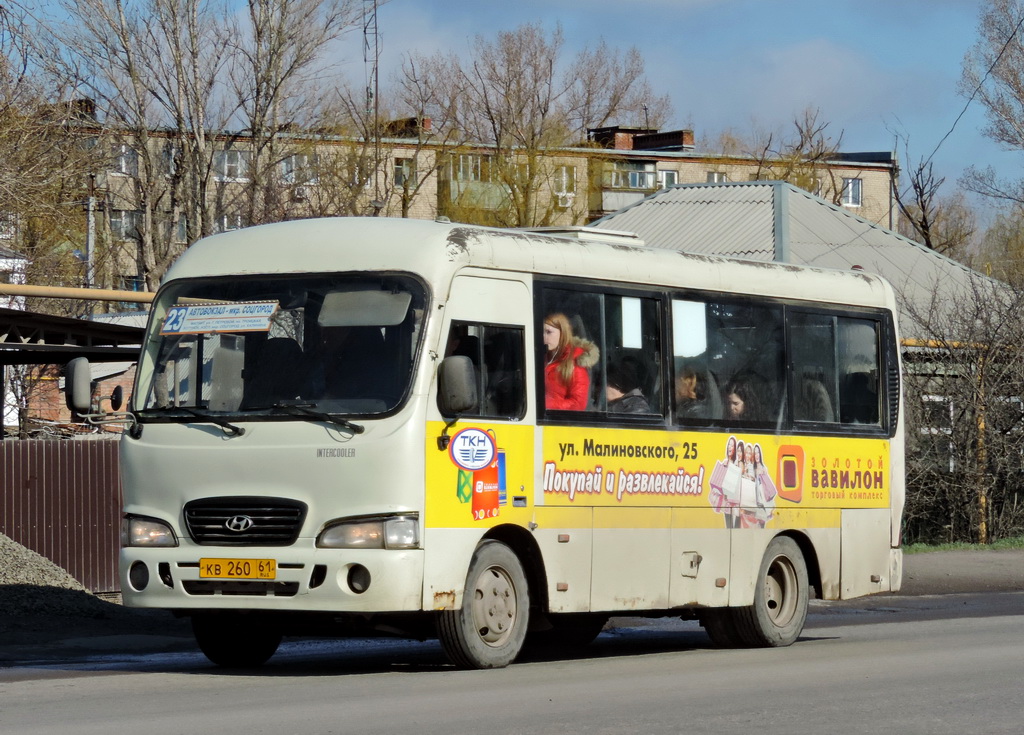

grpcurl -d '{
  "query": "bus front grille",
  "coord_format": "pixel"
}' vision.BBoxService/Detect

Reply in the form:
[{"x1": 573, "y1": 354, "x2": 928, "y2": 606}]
[
  {"x1": 183, "y1": 497, "x2": 308, "y2": 546},
  {"x1": 182, "y1": 580, "x2": 300, "y2": 596}
]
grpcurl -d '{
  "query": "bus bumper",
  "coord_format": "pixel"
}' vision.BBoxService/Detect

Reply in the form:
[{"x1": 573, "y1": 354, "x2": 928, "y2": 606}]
[{"x1": 119, "y1": 546, "x2": 425, "y2": 613}]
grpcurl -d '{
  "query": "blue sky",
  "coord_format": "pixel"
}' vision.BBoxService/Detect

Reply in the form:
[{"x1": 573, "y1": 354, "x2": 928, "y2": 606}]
[{"x1": 346, "y1": 0, "x2": 1015, "y2": 203}]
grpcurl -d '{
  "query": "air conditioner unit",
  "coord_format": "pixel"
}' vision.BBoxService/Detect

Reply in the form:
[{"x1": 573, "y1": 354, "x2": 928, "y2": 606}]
[
  {"x1": 292, "y1": 186, "x2": 308, "y2": 201},
  {"x1": 556, "y1": 193, "x2": 575, "y2": 209}
]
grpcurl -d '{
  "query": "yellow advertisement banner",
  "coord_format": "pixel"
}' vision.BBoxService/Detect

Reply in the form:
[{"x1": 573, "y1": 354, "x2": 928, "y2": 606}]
[
  {"x1": 425, "y1": 421, "x2": 889, "y2": 530},
  {"x1": 541, "y1": 426, "x2": 890, "y2": 520}
]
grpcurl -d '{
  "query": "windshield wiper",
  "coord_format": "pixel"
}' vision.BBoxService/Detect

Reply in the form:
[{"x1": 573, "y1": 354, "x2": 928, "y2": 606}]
[
  {"x1": 268, "y1": 401, "x2": 365, "y2": 434},
  {"x1": 173, "y1": 407, "x2": 245, "y2": 436}
]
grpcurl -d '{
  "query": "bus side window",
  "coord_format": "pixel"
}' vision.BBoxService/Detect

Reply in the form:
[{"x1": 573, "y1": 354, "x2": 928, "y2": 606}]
[
  {"x1": 602, "y1": 294, "x2": 662, "y2": 416},
  {"x1": 672, "y1": 299, "x2": 721, "y2": 422},
  {"x1": 837, "y1": 318, "x2": 881, "y2": 425},
  {"x1": 443, "y1": 321, "x2": 526, "y2": 420},
  {"x1": 789, "y1": 313, "x2": 839, "y2": 424},
  {"x1": 707, "y1": 301, "x2": 786, "y2": 427},
  {"x1": 538, "y1": 291, "x2": 602, "y2": 413}
]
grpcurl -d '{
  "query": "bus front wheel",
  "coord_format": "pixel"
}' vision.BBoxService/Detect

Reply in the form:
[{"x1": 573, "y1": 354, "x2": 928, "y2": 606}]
[
  {"x1": 733, "y1": 536, "x2": 809, "y2": 647},
  {"x1": 192, "y1": 612, "x2": 283, "y2": 668},
  {"x1": 438, "y1": 540, "x2": 530, "y2": 669}
]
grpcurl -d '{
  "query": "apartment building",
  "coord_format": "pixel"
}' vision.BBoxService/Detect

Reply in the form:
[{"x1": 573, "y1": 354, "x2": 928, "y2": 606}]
[{"x1": 6, "y1": 119, "x2": 899, "y2": 293}]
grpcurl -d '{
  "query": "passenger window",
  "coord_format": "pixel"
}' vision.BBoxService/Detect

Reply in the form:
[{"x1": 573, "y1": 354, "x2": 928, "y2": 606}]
[
  {"x1": 672, "y1": 300, "x2": 721, "y2": 422},
  {"x1": 537, "y1": 287, "x2": 663, "y2": 417},
  {"x1": 443, "y1": 321, "x2": 526, "y2": 420},
  {"x1": 789, "y1": 313, "x2": 882, "y2": 426},
  {"x1": 837, "y1": 318, "x2": 881, "y2": 425},
  {"x1": 601, "y1": 294, "x2": 662, "y2": 416},
  {"x1": 789, "y1": 313, "x2": 839, "y2": 423},
  {"x1": 673, "y1": 298, "x2": 784, "y2": 427}
]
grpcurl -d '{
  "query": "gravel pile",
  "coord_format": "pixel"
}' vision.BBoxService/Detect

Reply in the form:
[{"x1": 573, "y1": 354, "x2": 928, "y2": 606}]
[
  {"x1": 0, "y1": 532, "x2": 120, "y2": 619},
  {"x1": 0, "y1": 532, "x2": 192, "y2": 653}
]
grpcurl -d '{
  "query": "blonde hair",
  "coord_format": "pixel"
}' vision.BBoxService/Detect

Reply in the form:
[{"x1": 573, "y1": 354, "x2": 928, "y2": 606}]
[{"x1": 545, "y1": 312, "x2": 577, "y2": 384}]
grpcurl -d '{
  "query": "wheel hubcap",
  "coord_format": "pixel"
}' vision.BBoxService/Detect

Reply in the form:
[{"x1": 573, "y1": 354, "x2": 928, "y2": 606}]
[
  {"x1": 471, "y1": 565, "x2": 518, "y2": 647},
  {"x1": 763, "y1": 555, "x2": 798, "y2": 627}
]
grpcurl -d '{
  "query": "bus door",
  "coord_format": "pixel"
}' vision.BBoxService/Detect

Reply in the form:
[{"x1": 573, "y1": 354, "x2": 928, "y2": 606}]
[{"x1": 423, "y1": 274, "x2": 535, "y2": 607}]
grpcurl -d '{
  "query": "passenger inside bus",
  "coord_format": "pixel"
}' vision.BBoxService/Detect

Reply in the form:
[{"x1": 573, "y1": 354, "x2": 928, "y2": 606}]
[
  {"x1": 542, "y1": 312, "x2": 598, "y2": 411},
  {"x1": 674, "y1": 360, "x2": 721, "y2": 420},
  {"x1": 723, "y1": 374, "x2": 765, "y2": 422},
  {"x1": 605, "y1": 359, "x2": 651, "y2": 414}
]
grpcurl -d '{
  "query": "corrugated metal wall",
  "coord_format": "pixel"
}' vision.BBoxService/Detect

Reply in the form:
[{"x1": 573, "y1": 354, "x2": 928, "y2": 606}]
[{"x1": 0, "y1": 439, "x2": 122, "y2": 593}]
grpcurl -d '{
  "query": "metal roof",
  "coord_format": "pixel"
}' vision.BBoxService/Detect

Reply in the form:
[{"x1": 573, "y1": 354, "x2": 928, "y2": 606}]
[
  {"x1": 0, "y1": 308, "x2": 143, "y2": 365},
  {"x1": 591, "y1": 181, "x2": 993, "y2": 338}
]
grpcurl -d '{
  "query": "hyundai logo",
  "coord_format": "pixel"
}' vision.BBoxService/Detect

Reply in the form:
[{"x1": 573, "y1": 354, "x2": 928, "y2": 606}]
[{"x1": 225, "y1": 515, "x2": 254, "y2": 532}]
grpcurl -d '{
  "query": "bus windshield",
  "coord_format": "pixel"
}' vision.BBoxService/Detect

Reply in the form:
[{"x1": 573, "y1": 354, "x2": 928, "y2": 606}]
[{"x1": 135, "y1": 273, "x2": 427, "y2": 418}]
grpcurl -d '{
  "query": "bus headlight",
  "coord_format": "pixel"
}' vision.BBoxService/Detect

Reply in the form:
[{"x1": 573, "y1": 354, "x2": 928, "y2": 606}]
[
  {"x1": 122, "y1": 516, "x2": 178, "y2": 547},
  {"x1": 318, "y1": 514, "x2": 419, "y2": 550}
]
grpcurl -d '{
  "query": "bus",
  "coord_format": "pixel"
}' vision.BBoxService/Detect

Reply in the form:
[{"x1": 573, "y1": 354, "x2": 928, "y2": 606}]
[{"x1": 70, "y1": 216, "x2": 904, "y2": 669}]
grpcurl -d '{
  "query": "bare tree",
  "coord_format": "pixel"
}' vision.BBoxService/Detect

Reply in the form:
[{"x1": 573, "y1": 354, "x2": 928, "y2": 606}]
[
  {"x1": 744, "y1": 108, "x2": 845, "y2": 198},
  {"x1": 902, "y1": 272, "x2": 1024, "y2": 544},
  {"x1": 564, "y1": 40, "x2": 671, "y2": 140},
  {"x1": 414, "y1": 23, "x2": 670, "y2": 227},
  {"x1": 961, "y1": 0, "x2": 1024, "y2": 208},
  {"x1": 895, "y1": 159, "x2": 977, "y2": 260},
  {"x1": 227, "y1": 0, "x2": 359, "y2": 227}
]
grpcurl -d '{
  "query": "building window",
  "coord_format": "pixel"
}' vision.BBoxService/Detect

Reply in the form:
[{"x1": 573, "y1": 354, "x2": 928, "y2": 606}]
[
  {"x1": 658, "y1": 170, "x2": 678, "y2": 188},
  {"x1": 112, "y1": 144, "x2": 139, "y2": 177},
  {"x1": 394, "y1": 157, "x2": 417, "y2": 188},
  {"x1": 841, "y1": 178, "x2": 863, "y2": 207},
  {"x1": 120, "y1": 275, "x2": 144, "y2": 292},
  {"x1": 109, "y1": 210, "x2": 142, "y2": 240},
  {"x1": 161, "y1": 144, "x2": 181, "y2": 177},
  {"x1": 174, "y1": 216, "x2": 188, "y2": 243},
  {"x1": 281, "y1": 153, "x2": 319, "y2": 185},
  {"x1": 605, "y1": 161, "x2": 656, "y2": 190},
  {"x1": 452, "y1": 153, "x2": 494, "y2": 183},
  {"x1": 920, "y1": 395, "x2": 954, "y2": 472},
  {"x1": 216, "y1": 213, "x2": 245, "y2": 233},
  {"x1": 0, "y1": 212, "x2": 15, "y2": 240},
  {"x1": 214, "y1": 149, "x2": 251, "y2": 182},
  {"x1": 553, "y1": 165, "x2": 576, "y2": 195},
  {"x1": 706, "y1": 172, "x2": 728, "y2": 184}
]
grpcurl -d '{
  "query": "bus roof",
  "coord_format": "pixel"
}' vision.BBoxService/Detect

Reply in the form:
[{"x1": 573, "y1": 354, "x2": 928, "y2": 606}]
[{"x1": 164, "y1": 217, "x2": 897, "y2": 311}]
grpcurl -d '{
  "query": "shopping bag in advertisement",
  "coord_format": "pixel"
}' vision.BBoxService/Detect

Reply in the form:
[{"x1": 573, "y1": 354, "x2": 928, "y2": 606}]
[
  {"x1": 722, "y1": 463, "x2": 742, "y2": 503},
  {"x1": 757, "y1": 469, "x2": 778, "y2": 503}
]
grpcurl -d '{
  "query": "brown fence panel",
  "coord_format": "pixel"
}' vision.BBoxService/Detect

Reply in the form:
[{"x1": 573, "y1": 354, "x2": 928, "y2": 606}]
[{"x1": 0, "y1": 438, "x2": 122, "y2": 593}]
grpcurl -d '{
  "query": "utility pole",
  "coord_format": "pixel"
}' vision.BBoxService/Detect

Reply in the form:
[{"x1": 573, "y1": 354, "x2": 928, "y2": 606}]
[
  {"x1": 364, "y1": 0, "x2": 385, "y2": 215},
  {"x1": 85, "y1": 173, "x2": 97, "y2": 288}
]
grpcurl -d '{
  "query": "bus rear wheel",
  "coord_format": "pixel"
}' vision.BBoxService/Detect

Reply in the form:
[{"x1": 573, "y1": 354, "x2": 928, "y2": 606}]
[
  {"x1": 191, "y1": 612, "x2": 283, "y2": 668},
  {"x1": 438, "y1": 540, "x2": 530, "y2": 669},
  {"x1": 733, "y1": 536, "x2": 809, "y2": 647}
]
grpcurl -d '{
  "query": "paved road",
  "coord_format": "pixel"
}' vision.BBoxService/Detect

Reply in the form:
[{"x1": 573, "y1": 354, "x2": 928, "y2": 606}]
[
  {"x1": 1, "y1": 595, "x2": 1023, "y2": 735},
  {"x1": 1, "y1": 548, "x2": 1023, "y2": 665}
]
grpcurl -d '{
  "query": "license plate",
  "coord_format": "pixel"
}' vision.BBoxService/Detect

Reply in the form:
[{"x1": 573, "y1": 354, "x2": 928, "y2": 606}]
[{"x1": 199, "y1": 558, "x2": 277, "y2": 580}]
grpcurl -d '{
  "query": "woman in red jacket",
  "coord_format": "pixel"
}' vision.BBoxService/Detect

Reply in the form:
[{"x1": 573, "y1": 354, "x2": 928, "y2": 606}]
[{"x1": 542, "y1": 313, "x2": 599, "y2": 410}]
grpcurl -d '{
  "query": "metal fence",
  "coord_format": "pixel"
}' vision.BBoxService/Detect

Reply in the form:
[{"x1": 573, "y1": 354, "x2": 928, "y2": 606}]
[{"x1": 0, "y1": 438, "x2": 122, "y2": 593}]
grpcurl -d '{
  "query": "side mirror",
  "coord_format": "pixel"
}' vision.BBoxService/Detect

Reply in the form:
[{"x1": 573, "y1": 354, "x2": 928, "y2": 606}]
[
  {"x1": 65, "y1": 357, "x2": 93, "y2": 414},
  {"x1": 438, "y1": 355, "x2": 478, "y2": 416},
  {"x1": 110, "y1": 385, "x2": 124, "y2": 412}
]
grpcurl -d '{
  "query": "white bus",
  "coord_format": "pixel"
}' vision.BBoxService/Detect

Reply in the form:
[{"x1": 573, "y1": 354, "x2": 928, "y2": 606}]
[{"x1": 71, "y1": 217, "x2": 904, "y2": 669}]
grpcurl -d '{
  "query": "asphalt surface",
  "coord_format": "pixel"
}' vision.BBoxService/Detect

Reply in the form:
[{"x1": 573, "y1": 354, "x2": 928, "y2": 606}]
[{"x1": 1, "y1": 549, "x2": 1022, "y2": 665}]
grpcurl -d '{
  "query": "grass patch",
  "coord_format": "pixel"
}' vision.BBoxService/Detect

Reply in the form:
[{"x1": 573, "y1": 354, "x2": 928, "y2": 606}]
[{"x1": 904, "y1": 535, "x2": 1024, "y2": 553}]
